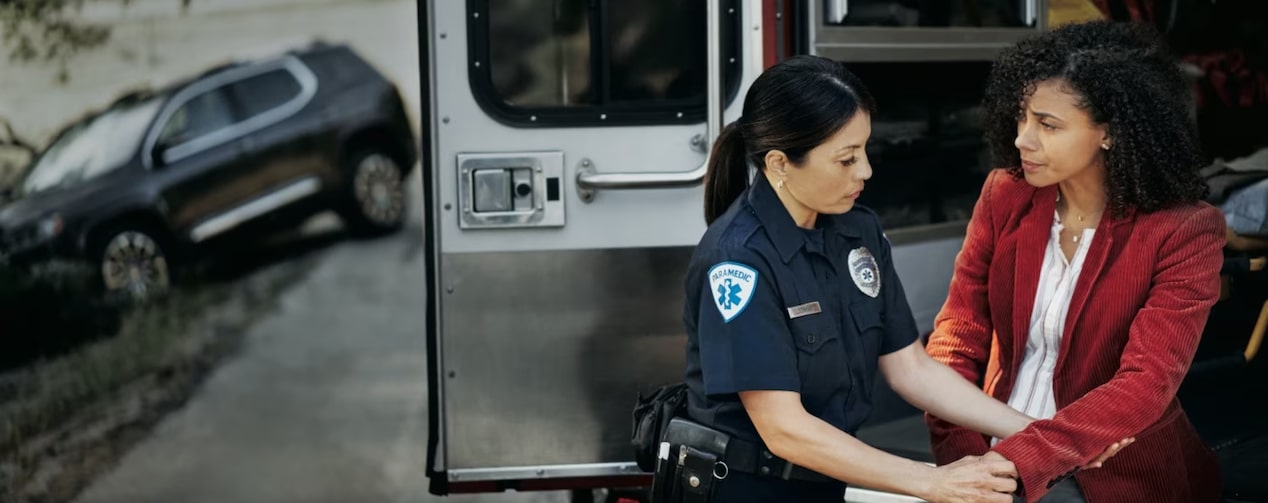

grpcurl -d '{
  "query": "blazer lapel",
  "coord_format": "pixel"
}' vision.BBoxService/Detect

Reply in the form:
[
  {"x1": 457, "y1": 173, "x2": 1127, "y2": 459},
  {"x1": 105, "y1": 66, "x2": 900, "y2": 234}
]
[
  {"x1": 1058, "y1": 209, "x2": 1134, "y2": 372},
  {"x1": 1012, "y1": 186, "x2": 1057, "y2": 367}
]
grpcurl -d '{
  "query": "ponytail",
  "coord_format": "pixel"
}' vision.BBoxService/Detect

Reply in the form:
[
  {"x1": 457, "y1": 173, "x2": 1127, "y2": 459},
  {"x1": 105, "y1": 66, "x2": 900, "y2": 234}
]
[{"x1": 703, "y1": 122, "x2": 750, "y2": 224}]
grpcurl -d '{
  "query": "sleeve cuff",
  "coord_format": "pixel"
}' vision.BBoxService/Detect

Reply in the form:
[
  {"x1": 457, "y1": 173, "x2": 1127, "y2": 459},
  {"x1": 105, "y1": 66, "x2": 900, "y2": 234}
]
[
  {"x1": 707, "y1": 376, "x2": 800, "y2": 396},
  {"x1": 992, "y1": 439, "x2": 1075, "y2": 503}
]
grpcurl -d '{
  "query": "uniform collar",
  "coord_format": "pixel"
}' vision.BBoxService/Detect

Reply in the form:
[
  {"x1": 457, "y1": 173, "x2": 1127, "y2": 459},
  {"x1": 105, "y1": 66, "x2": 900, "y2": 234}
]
[{"x1": 747, "y1": 174, "x2": 861, "y2": 263}]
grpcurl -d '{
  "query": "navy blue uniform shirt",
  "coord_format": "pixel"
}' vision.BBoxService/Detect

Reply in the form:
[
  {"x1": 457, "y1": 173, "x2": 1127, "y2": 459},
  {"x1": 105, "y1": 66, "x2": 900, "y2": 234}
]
[{"x1": 684, "y1": 174, "x2": 919, "y2": 444}]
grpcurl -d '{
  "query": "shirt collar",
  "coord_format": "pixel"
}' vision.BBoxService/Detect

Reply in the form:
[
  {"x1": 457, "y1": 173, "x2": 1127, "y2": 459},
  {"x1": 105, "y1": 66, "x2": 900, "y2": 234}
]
[
  {"x1": 747, "y1": 174, "x2": 861, "y2": 263},
  {"x1": 747, "y1": 174, "x2": 805, "y2": 263}
]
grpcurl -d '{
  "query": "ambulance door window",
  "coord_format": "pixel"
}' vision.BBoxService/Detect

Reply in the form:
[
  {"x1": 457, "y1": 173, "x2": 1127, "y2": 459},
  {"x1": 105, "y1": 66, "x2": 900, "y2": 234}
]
[
  {"x1": 606, "y1": 1, "x2": 706, "y2": 103},
  {"x1": 485, "y1": 0, "x2": 593, "y2": 108},
  {"x1": 472, "y1": 0, "x2": 740, "y2": 126}
]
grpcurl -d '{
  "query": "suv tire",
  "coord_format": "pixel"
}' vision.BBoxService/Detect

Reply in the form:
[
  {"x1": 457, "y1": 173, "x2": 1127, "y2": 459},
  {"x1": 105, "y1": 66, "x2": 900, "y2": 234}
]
[
  {"x1": 90, "y1": 225, "x2": 172, "y2": 302},
  {"x1": 339, "y1": 147, "x2": 407, "y2": 236}
]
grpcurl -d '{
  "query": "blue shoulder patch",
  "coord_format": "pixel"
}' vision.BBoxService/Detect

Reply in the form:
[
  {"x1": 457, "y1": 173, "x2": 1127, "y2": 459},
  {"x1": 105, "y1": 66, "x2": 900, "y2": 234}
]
[{"x1": 707, "y1": 261, "x2": 759, "y2": 323}]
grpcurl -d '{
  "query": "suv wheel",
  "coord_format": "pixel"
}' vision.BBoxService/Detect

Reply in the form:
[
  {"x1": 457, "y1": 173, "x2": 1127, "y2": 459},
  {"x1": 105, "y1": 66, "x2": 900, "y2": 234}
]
[
  {"x1": 342, "y1": 148, "x2": 406, "y2": 234},
  {"x1": 95, "y1": 228, "x2": 171, "y2": 301}
]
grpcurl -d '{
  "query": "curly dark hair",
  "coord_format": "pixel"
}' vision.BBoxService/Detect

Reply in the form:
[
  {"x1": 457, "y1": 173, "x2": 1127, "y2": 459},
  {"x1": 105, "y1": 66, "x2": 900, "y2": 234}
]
[{"x1": 984, "y1": 21, "x2": 1209, "y2": 216}]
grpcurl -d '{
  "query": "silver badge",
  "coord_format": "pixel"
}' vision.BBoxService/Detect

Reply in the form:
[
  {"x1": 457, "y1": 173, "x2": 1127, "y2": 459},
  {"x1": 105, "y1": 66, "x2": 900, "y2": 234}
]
[{"x1": 848, "y1": 247, "x2": 881, "y2": 298}]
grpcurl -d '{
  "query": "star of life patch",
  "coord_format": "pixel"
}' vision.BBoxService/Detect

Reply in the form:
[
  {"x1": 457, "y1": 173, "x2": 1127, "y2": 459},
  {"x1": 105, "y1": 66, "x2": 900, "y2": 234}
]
[
  {"x1": 707, "y1": 261, "x2": 759, "y2": 323},
  {"x1": 848, "y1": 247, "x2": 881, "y2": 298}
]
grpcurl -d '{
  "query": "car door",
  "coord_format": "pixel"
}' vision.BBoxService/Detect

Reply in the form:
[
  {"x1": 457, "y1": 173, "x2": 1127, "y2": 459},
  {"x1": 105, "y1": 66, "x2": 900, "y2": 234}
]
[
  {"x1": 150, "y1": 60, "x2": 320, "y2": 244},
  {"x1": 148, "y1": 82, "x2": 253, "y2": 242},
  {"x1": 220, "y1": 61, "x2": 327, "y2": 231}
]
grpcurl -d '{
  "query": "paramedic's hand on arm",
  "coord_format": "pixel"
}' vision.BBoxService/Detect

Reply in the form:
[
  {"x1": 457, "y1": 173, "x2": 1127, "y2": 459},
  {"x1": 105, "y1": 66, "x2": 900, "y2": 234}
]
[
  {"x1": 880, "y1": 342, "x2": 1032, "y2": 440},
  {"x1": 879, "y1": 342, "x2": 1134, "y2": 470},
  {"x1": 922, "y1": 171, "x2": 1009, "y2": 466},
  {"x1": 741, "y1": 391, "x2": 1017, "y2": 503},
  {"x1": 866, "y1": 341, "x2": 1131, "y2": 487}
]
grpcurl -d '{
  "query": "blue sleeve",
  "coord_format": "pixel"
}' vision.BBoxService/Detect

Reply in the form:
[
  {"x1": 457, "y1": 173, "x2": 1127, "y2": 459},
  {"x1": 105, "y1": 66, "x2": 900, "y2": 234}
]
[
  {"x1": 696, "y1": 249, "x2": 799, "y2": 396},
  {"x1": 878, "y1": 232, "x2": 919, "y2": 354}
]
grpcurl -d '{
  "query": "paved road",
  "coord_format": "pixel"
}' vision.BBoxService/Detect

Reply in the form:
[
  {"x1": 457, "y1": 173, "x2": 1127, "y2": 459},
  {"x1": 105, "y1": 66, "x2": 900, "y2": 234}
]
[{"x1": 74, "y1": 166, "x2": 571, "y2": 503}]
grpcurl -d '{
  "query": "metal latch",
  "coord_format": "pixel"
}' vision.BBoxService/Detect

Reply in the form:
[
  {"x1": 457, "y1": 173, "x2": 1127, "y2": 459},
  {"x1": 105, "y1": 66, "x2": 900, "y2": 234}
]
[{"x1": 457, "y1": 152, "x2": 565, "y2": 229}]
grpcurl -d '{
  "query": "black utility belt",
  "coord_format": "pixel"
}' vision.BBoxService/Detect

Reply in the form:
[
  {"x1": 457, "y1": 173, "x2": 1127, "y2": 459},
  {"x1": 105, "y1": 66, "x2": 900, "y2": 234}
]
[{"x1": 660, "y1": 417, "x2": 834, "y2": 485}]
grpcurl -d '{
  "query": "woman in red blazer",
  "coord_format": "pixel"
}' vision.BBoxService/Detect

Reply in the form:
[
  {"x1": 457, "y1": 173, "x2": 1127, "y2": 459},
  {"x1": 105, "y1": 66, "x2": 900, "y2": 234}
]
[{"x1": 925, "y1": 21, "x2": 1225, "y2": 503}]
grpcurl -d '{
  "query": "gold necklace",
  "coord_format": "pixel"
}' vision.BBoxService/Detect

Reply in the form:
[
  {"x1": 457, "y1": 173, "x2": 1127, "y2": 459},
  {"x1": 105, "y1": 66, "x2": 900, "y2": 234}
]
[
  {"x1": 1057, "y1": 194, "x2": 1103, "y2": 243},
  {"x1": 1070, "y1": 215, "x2": 1089, "y2": 243}
]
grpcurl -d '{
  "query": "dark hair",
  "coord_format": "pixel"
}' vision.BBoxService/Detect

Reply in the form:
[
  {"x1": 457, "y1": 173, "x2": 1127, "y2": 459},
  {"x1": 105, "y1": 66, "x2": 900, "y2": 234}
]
[
  {"x1": 703, "y1": 55, "x2": 876, "y2": 224},
  {"x1": 984, "y1": 21, "x2": 1208, "y2": 216}
]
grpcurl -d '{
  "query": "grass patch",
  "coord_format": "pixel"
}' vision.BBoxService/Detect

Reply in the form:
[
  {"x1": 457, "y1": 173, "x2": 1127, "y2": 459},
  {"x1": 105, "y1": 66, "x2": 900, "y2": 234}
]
[
  {"x1": 0, "y1": 254, "x2": 315, "y2": 503},
  {"x1": 0, "y1": 285, "x2": 228, "y2": 454}
]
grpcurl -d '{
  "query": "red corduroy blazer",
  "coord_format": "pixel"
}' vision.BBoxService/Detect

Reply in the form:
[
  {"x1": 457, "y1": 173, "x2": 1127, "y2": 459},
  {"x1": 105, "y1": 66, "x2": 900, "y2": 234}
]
[{"x1": 925, "y1": 169, "x2": 1225, "y2": 503}]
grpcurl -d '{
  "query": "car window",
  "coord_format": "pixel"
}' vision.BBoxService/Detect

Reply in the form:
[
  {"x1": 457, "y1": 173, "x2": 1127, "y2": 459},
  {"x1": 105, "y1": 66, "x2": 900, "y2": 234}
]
[
  {"x1": 231, "y1": 69, "x2": 303, "y2": 120},
  {"x1": 157, "y1": 88, "x2": 236, "y2": 147},
  {"x1": 20, "y1": 97, "x2": 163, "y2": 195}
]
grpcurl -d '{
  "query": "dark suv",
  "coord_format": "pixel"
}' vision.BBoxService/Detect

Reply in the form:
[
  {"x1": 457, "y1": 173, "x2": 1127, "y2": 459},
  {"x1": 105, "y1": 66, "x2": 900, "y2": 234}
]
[{"x1": 0, "y1": 42, "x2": 417, "y2": 299}]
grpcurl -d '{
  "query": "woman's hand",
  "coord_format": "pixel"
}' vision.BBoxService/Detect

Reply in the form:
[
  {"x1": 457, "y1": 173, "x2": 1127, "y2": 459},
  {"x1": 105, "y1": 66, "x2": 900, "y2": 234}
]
[
  {"x1": 1083, "y1": 437, "x2": 1135, "y2": 469},
  {"x1": 917, "y1": 453, "x2": 1017, "y2": 503}
]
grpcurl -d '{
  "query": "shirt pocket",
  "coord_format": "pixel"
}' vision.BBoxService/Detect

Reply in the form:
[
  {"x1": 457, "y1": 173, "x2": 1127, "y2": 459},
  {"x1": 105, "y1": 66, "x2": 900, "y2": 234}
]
[
  {"x1": 849, "y1": 301, "x2": 886, "y2": 357},
  {"x1": 846, "y1": 301, "x2": 885, "y2": 402},
  {"x1": 789, "y1": 314, "x2": 849, "y2": 413}
]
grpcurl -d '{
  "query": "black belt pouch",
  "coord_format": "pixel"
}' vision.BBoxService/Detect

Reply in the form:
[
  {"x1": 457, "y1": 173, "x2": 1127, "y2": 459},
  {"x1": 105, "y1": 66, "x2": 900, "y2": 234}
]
[
  {"x1": 677, "y1": 445, "x2": 719, "y2": 503},
  {"x1": 662, "y1": 418, "x2": 731, "y2": 503}
]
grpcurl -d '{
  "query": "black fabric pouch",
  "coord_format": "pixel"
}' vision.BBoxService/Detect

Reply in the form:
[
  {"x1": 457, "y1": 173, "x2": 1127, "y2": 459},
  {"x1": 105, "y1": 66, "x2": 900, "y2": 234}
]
[{"x1": 631, "y1": 382, "x2": 689, "y2": 472}]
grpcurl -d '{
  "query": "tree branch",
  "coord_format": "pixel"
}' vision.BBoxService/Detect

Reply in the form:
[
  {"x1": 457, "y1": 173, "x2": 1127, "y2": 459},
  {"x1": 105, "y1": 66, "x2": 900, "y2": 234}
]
[
  {"x1": 0, "y1": 117, "x2": 39, "y2": 157},
  {"x1": 1, "y1": 0, "x2": 194, "y2": 82}
]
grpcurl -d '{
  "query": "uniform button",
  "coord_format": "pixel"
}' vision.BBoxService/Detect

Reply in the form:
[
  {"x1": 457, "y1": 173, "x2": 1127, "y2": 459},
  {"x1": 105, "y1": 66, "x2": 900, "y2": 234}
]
[
  {"x1": 807, "y1": 334, "x2": 817, "y2": 344},
  {"x1": 760, "y1": 467, "x2": 771, "y2": 476},
  {"x1": 762, "y1": 451, "x2": 773, "y2": 460}
]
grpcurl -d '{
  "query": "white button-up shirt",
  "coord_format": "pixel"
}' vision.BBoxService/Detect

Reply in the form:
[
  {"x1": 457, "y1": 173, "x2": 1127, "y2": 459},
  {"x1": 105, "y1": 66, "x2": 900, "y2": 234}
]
[{"x1": 994, "y1": 211, "x2": 1095, "y2": 443}]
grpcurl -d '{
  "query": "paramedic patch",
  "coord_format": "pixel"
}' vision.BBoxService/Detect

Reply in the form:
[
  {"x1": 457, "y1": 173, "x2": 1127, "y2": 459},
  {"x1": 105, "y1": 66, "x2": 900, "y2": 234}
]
[
  {"x1": 708, "y1": 262, "x2": 759, "y2": 323},
  {"x1": 848, "y1": 247, "x2": 881, "y2": 298}
]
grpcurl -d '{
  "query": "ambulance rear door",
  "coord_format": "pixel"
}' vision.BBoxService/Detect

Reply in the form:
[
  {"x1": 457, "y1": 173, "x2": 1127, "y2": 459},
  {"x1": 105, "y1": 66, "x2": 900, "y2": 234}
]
[{"x1": 424, "y1": 0, "x2": 764, "y2": 494}]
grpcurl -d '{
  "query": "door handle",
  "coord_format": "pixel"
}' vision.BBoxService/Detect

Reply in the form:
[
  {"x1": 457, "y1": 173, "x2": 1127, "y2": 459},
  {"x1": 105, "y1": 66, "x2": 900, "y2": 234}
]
[{"x1": 574, "y1": 0, "x2": 724, "y2": 201}]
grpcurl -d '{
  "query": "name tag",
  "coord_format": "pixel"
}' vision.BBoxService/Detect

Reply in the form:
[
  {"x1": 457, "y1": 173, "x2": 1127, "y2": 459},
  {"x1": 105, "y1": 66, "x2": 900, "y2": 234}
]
[{"x1": 786, "y1": 301, "x2": 822, "y2": 319}]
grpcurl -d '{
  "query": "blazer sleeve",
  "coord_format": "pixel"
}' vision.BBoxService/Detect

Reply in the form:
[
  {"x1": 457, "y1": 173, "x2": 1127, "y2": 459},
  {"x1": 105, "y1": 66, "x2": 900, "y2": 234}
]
[
  {"x1": 992, "y1": 205, "x2": 1226, "y2": 502},
  {"x1": 923, "y1": 169, "x2": 1004, "y2": 465}
]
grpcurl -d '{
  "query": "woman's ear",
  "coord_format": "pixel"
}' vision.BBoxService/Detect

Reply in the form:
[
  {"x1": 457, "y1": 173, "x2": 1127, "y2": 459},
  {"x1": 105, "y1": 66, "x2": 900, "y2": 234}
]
[{"x1": 765, "y1": 150, "x2": 789, "y2": 177}]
